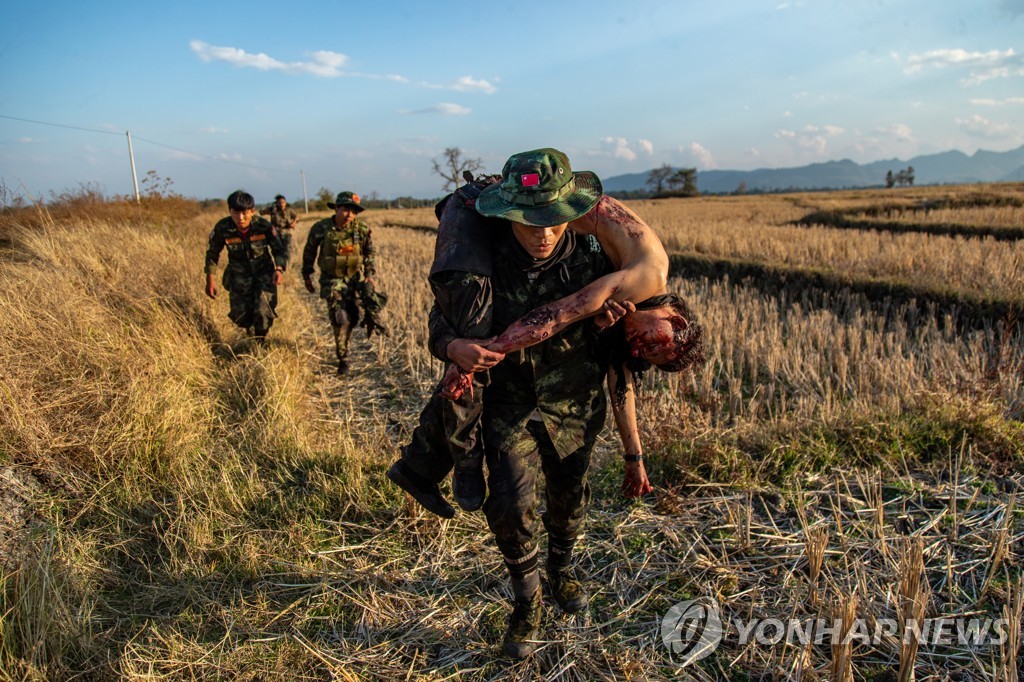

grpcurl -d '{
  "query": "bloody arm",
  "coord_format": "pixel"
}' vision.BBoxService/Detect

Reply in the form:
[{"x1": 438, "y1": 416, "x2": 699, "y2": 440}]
[
  {"x1": 485, "y1": 195, "x2": 668, "y2": 355},
  {"x1": 607, "y1": 365, "x2": 653, "y2": 498}
]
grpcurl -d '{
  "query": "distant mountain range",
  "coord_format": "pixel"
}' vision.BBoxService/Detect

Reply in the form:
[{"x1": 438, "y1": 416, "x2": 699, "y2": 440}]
[{"x1": 601, "y1": 144, "x2": 1024, "y2": 195}]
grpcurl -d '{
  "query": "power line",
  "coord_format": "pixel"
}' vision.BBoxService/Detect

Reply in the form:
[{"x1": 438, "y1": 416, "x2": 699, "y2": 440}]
[
  {"x1": 2, "y1": 112, "x2": 331, "y2": 206},
  {"x1": 0, "y1": 113, "x2": 121, "y2": 136},
  {"x1": 2, "y1": 113, "x2": 292, "y2": 174},
  {"x1": 132, "y1": 135, "x2": 291, "y2": 174}
]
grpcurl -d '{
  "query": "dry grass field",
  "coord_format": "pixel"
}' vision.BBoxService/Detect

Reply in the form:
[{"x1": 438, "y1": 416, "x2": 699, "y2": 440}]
[{"x1": 0, "y1": 185, "x2": 1021, "y2": 680}]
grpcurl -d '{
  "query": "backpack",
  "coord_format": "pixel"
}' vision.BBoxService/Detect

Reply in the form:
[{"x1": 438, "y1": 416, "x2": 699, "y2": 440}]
[{"x1": 429, "y1": 173, "x2": 503, "y2": 280}]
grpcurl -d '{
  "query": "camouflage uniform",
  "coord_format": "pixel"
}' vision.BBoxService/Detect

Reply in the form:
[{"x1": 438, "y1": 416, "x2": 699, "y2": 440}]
[
  {"x1": 260, "y1": 203, "x2": 298, "y2": 262},
  {"x1": 205, "y1": 215, "x2": 287, "y2": 334},
  {"x1": 425, "y1": 226, "x2": 611, "y2": 567},
  {"x1": 301, "y1": 216, "x2": 376, "y2": 363}
]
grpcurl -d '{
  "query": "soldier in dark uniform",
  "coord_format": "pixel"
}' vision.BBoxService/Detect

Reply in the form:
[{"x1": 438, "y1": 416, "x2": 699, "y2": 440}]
[
  {"x1": 389, "y1": 152, "x2": 704, "y2": 517},
  {"x1": 411, "y1": 150, "x2": 657, "y2": 658},
  {"x1": 302, "y1": 191, "x2": 385, "y2": 374},
  {"x1": 457, "y1": 150, "x2": 615, "y2": 657},
  {"x1": 260, "y1": 194, "x2": 298, "y2": 263},
  {"x1": 204, "y1": 189, "x2": 287, "y2": 341}
]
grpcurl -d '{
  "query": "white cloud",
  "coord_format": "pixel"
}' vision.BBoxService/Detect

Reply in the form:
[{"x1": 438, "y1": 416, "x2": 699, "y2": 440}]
[
  {"x1": 599, "y1": 137, "x2": 638, "y2": 162},
  {"x1": 904, "y1": 48, "x2": 1024, "y2": 85},
  {"x1": 798, "y1": 135, "x2": 828, "y2": 155},
  {"x1": 876, "y1": 123, "x2": 914, "y2": 141},
  {"x1": 970, "y1": 96, "x2": 1024, "y2": 105},
  {"x1": 191, "y1": 41, "x2": 503, "y2": 94},
  {"x1": 167, "y1": 149, "x2": 206, "y2": 161},
  {"x1": 689, "y1": 142, "x2": 716, "y2": 169},
  {"x1": 400, "y1": 103, "x2": 472, "y2": 116},
  {"x1": 746, "y1": 147, "x2": 761, "y2": 158},
  {"x1": 190, "y1": 40, "x2": 350, "y2": 77},
  {"x1": 449, "y1": 76, "x2": 497, "y2": 94},
  {"x1": 18, "y1": 137, "x2": 34, "y2": 143},
  {"x1": 956, "y1": 114, "x2": 1011, "y2": 138},
  {"x1": 802, "y1": 124, "x2": 844, "y2": 136},
  {"x1": 420, "y1": 75, "x2": 498, "y2": 94},
  {"x1": 201, "y1": 126, "x2": 229, "y2": 134},
  {"x1": 776, "y1": 124, "x2": 843, "y2": 156},
  {"x1": 637, "y1": 139, "x2": 654, "y2": 155}
]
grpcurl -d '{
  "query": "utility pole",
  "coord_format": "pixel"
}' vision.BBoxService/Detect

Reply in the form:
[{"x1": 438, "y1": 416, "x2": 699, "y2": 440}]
[
  {"x1": 301, "y1": 170, "x2": 308, "y2": 213},
  {"x1": 126, "y1": 130, "x2": 140, "y2": 203}
]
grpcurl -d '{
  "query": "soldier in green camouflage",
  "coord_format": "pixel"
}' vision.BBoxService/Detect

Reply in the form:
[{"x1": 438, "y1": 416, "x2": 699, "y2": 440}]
[
  {"x1": 302, "y1": 191, "x2": 385, "y2": 374},
  {"x1": 260, "y1": 194, "x2": 298, "y2": 263},
  {"x1": 204, "y1": 189, "x2": 287, "y2": 341},
  {"x1": 426, "y1": 150, "x2": 625, "y2": 658}
]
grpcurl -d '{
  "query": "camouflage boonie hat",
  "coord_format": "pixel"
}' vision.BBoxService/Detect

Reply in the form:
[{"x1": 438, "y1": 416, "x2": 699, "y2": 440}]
[
  {"x1": 476, "y1": 148, "x2": 602, "y2": 227},
  {"x1": 328, "y1": 191, "x2": 365, "y2": 212}
]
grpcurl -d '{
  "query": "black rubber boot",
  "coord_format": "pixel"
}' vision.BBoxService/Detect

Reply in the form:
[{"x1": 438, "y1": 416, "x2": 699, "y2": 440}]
[
  {"x1": 386, "y1": 461, "x2": 455, "y2": 519},
  {"x1": 336, "y1": 358, "x2": 349, "y2": 375}
]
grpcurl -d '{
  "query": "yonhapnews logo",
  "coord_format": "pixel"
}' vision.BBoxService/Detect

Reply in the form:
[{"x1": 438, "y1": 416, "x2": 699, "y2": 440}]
[
  {"x1": 660, "y1": 599, "x2": 724, "y2": 666},
  {"x1": 661, "y1": 598, "x2": 1015, "y2": 668}
]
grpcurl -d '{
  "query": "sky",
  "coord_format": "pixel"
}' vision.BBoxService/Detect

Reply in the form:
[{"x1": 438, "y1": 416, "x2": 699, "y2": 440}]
[{"x1": 1, "y1": 0, "x2": 1022, "y2": 203}]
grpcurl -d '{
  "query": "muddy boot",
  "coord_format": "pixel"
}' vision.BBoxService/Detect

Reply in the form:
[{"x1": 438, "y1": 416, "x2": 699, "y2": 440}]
[
  {"x1": 386, "y1": 460, "x2": 455, "y2": 519},
  {"x1": 452, "y1": 450, "x2": 485, "y2": 512},
  {"x1": 503, "y1": 569, "x2": 543, "y2": 659},
  {"x1": 547, "y1": 536, "x2": 588, "y2": 613}
]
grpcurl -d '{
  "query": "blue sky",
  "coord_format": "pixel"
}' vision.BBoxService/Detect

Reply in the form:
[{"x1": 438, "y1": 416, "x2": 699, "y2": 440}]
[{"x1": 1, "y1": 0, "x2": 1022, "y2": 203}]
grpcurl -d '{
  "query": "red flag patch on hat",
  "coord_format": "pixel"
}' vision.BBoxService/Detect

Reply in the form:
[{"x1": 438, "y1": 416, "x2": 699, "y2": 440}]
[{"x1": 521, "y1": 173, "x2": 540, "y2": 187}]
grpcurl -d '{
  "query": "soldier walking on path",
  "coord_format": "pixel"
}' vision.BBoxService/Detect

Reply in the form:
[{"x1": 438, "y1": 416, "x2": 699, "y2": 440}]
[
  {"x1": 302, "y1": 191, "x2": 386, "y2": 374},
  {"x1": 260, "y1": 194, "x2": 299, "y2": 263},
  {"x1": 204, "y1": 189, "x2": 287, "y2": 342}
]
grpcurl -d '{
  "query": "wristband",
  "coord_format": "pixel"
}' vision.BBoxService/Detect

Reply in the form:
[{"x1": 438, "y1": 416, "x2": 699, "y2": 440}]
[{"x1": 623, "y1": 454, "x2": 643, "y2": 463}]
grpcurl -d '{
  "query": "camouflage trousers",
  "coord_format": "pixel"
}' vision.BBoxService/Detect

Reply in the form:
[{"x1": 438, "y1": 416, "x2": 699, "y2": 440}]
[
  {"x1": 483, "y1": 419, "x2": 592, "y2": 566},
  {"x1": 324, "y1": 279, "x2": 361, "y2": 362},
  {"x1": 322, "y1": 276, "x2": 387, "y2": 361},
  {"x1": 225, "y1": 268, "x2": 277, "y2": 332},
  {"x1": 278, "y1": 229, "x2": 294, "y2": 264},
  {"x1": 400, "y1": 373, "x2": 485, "y2": 483}
]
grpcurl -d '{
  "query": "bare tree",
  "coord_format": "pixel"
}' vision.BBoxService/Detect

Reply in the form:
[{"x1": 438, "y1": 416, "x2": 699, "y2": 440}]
[
  {"x1": 645, "y1": 164, "x2": 674, "y2": 195},
  {"x1": 432, "y1": 147, "x2": 483, "y2": 192}
]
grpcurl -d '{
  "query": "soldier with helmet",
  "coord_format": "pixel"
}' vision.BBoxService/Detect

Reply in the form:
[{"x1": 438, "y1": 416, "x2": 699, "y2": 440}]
[
  {"x1": 204, "y1": 189, "x2": 287, "y2": 342},
  {"x1": 302, "y1": 191, "x2": 386, "y2": 374}
]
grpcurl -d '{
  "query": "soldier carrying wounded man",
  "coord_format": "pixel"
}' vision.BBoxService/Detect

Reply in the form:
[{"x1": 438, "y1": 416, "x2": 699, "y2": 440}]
[{"x1": 387, "y1": 148, "x2": 706, "y2": 658}]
